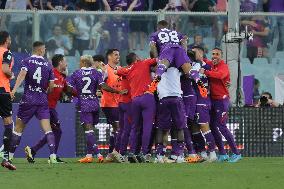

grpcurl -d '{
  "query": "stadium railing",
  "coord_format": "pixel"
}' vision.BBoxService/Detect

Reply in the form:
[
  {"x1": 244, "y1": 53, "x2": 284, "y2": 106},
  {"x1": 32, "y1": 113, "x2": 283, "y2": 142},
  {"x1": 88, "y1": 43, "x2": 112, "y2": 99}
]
[{"x1": 1, "y1": 10, "x2": 284, "y2": 99}]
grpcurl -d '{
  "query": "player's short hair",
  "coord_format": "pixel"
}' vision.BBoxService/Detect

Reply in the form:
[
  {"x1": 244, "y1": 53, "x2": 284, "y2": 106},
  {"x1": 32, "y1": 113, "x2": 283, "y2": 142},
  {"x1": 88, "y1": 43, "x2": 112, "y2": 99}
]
[
  {"x1": 192, "y1": 45, "x2": 204, "y2": 52},
  {"x1": 126, "y1": 52, "x2": 137, "y2": 65},
  {"x1": 106, "y1": 48, "x2": 119, "y2": 59},
  {"x1": 212, "y1": 47, "x2": 222, "y2": 53},
  {"x1": 157, "y1": 20, "x2": 169, "y2": 28},
  {"x1": 33, "y1": 41, "x2": 45, "y2": 48},
  {"x1": 80, "y1": 55, "x2": 93, "y2": 67},
  {"x1": 262, "y1": 92, "x2": 272, "y2": 99},
  {"x1": 0, "y1": 31, "x2": 10, "y2": 45},
  {"x1": 187, "y1": 50, "x2": 196, "y2": 62},
  {"x1": 93, "y1": 54, "x2": 105, "y2": 63},
  {"x1": 52, "y1": 54, "x2": 65, "y2": 68}
]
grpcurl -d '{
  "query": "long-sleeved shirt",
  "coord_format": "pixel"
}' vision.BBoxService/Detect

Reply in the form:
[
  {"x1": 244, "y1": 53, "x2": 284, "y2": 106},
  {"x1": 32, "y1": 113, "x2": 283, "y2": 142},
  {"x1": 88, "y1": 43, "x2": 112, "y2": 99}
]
[{"x1": 204, "y1": 60, "x2": 230, "y2": 100}]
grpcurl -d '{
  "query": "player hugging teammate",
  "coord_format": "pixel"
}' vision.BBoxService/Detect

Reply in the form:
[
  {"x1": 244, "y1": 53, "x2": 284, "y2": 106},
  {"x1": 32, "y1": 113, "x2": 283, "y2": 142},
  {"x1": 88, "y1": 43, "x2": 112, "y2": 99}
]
[{"x1": 0, "y1": 20, "x2": 242, "y2": 170}]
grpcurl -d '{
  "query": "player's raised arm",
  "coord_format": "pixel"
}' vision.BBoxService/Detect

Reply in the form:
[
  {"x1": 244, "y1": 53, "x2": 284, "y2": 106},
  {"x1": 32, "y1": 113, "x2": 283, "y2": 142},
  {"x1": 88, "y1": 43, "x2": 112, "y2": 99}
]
[
  {"x1": 180, "y1": 36, "x2": 188, "y2": 52},
  {"x1": 150, "y1": 42, "x2": 158, "y2": 58}
]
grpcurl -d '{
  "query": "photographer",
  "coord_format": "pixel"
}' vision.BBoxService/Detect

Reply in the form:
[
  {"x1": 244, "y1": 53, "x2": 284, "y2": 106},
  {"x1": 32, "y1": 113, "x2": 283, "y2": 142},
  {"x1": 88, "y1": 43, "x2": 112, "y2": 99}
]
[{"x1": 255, "y1": 92, "x2": 280, "y2": 107}]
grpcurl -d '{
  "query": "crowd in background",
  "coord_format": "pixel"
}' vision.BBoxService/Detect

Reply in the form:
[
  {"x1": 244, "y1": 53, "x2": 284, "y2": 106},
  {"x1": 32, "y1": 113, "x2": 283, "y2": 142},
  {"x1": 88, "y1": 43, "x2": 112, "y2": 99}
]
[
  {"x1": 0, "y1": 1, "x2": 283, "y2": 58},
  {"x1": 0, "y1": 0, "x2": 283, "y2": 12}
]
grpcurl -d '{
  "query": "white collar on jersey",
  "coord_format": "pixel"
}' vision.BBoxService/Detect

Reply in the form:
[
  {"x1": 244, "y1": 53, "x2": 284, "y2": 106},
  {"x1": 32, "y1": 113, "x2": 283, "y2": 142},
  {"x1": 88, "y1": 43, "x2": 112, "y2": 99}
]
[
  {"x1": 31, "y1": 55, "x2": 44, "y2": 59},
  {"x1": 81, "y1": 67, "x2": 94, "y2": 70}
]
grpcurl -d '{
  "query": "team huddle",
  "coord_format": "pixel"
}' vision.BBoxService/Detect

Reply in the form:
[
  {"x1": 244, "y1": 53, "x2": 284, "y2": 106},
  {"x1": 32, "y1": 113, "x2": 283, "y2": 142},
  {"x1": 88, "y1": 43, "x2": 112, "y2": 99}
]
[{"x1": 0, "y1": 20, "x2": 242, "y2": 171}]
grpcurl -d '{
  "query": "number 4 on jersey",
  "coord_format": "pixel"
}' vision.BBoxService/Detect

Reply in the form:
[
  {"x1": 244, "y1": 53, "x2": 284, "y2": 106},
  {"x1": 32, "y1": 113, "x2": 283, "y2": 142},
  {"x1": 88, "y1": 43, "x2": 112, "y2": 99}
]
[{"x1": 33, "y1": 67, "x2": 42, "y2": 84}]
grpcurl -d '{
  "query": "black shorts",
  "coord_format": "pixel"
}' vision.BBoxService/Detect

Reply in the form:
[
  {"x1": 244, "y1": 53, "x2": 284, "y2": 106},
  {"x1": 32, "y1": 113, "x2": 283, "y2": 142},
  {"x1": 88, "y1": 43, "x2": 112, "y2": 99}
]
[{"x1": 0, "y1": 87, "x2": 12, "y2": 118}]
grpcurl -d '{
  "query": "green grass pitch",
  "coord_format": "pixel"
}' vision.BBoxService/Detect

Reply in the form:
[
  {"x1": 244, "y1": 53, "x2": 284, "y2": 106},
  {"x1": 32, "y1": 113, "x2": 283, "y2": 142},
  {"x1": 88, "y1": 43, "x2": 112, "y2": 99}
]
[{"x1": 1, "y1": 158, "x2": 284, "y2": 189}]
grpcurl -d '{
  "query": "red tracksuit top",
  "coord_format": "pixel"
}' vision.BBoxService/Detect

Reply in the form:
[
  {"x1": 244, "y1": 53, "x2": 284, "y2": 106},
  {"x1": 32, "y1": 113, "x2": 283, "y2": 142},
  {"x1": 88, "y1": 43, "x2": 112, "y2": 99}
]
[{"x1": 204, "y1": 60, "x2": 230, "y2": 100}]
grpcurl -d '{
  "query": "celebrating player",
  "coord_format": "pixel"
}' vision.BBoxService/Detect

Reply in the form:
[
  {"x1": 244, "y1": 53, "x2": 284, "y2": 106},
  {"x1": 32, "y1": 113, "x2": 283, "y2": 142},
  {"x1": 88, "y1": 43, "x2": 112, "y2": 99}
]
[
  {"x1": 201, "y1": 47, "x2": 242, "y2": 162},
  {"x1": 155, "y1": 65, "x2": 187, "y2": 163},
  {"x1": 68, "y1": 55, "x2": 127, "y2": 163},
  {"x1": 116, "y1": 53, "x2": 157, "y2": 162},
  {"x1": 25, "y1": 54, "x2": 68, "y2": 163},
  {"x1": 101, "y1": 49, "x2": 121, "y2": 158},
  {"x1": 10, "y1": 41, "x2": 58, "y2": 165},
  {"x1": 190, "y1": 46, "x2": 217, "y2": 162},
  {"x1": 117, "y1": 53, "x2": 133, "y2": 160}
]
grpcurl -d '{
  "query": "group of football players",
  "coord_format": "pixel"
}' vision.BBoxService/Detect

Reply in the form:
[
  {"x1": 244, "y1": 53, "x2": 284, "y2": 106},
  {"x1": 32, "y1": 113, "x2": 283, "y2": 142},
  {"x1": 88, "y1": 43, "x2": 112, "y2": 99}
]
[{"x1": 0, "y1": 20, "x2": 242, "y2": 170}]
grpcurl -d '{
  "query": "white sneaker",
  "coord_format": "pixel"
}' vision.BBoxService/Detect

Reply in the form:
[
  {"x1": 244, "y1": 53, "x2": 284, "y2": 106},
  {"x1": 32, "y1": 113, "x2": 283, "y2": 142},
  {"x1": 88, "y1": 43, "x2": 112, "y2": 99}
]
[
  {"x1": 207, "y1": 151, "x2": 217, "y2": 162},
  {"x1": 176, "y1": 155, "x2": 185, "y2": 163},
  {"x1": 111, "y1": 150, "x2": 125, "y2": 163},
  {"x1": 155, "y1": 155, "x2": 165, "y2": 163},
  {"x1": 200, "y1": 151, "x2": 208, "y2": 160},
  {"x1": 163, "y1": 157, "x2": 176, "y2": 163},
  {"x1": 155, "y1": 155, "x2": 175, "y2": 163},
  {"x1": 170, "y1": 155, "x2": 178, "y2": 161}
]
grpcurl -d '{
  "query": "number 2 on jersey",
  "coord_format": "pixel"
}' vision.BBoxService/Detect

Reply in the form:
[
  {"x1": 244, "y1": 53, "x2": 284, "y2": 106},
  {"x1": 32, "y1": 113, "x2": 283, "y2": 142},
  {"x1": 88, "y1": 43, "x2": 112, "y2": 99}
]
[
  {"x1": 158, "y1": 31, "x2": 179, "y2": 43},
  {"x1": 33, "y1": 67, "x2": 42, "y2": 84},
  {"x1": 82, "y1": 77, "x2": 91, "y2": 94}
]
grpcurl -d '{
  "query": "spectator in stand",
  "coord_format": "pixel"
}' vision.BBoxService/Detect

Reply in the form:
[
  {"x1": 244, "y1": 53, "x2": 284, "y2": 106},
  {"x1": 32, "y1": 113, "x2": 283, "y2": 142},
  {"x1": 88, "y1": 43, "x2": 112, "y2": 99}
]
[
  {"x1": 263, "y1": 0, "x2": 284, "y2": 50},
  {"x1": 255, "y1": 92, "x2": 280, "y2": 107},
  {"x1": 189, "y1": 0, "x2": 216, "y2": 12},
  {"x1": 47, "y1": 0, "x2": 69, "y2": 10},
  {"x1": 240, "y1": 0, "x2": 262, "y2": 12},
  {"x1": 188, "y1": 34, "x2": 208, "y2": 54},
  {"x1": 216, "y1": 0, "x2": 226, "y2": 11},
  {"x1": 163, "y1": 0, "x2": 188, "y2": 31},
  {"x1": 27, "y1": 0, "x2": 44, "y2": 9},
  {"x1": 73, "y1": 15, "x2": 91, "y2": 55},
  {"x1": 0, "y1": 0, "x2": 7, "y2": 9},
  {"x1": 163, "y1": 0, "x2": 188, "y2": 11},
  {"x1": 107, "y1": 0, "x2": 128, "y2": 11},
  {"x1": 152, "y1": 0, "x2": 168, "y2": 10},
  {"x1": 90, "y1": 16, "x2": 110, "y2": 55},
  {"x1": 241, "y1": 16, "x2": 270, "y2": 62},
  {"x1": 76, "y1": 0, "x2": 111, "y2": 11},
  {"x1": 46, "y1": 39, "x2": 64, "y2": 61},
  {"x1": 48, "y1": 25, "x2": 72, "y2": 56},
  {"x1": 106, "y1": 4, "x2": 130, "y2": 65},
  {"x1": 128, "y1": 0, "x2": 148, "y2": 51},
  {"x1": 5, "y1": 0, "x2": 29, "y2": 52},
  {"x1": 189, "y1": 0, "x2": 216, "y2": 37}
]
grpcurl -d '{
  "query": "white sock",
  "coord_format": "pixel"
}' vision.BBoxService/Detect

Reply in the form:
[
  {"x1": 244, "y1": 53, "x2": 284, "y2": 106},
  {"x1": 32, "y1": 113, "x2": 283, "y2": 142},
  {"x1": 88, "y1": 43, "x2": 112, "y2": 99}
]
[
  {"x1": 9, "y1": 152, "x2": 14, "y2": 159},
  {"x1": 50, "y1": 153, "x2": 56, "y2": 159},
  {"x1": 86, "y1": 154, "x2": 93, "y2": 158}
]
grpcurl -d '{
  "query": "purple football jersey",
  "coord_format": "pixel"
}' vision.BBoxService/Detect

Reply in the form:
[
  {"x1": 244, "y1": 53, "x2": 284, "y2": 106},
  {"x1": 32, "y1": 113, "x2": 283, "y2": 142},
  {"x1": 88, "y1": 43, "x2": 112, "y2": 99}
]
[
  {"x1": 150, "y1": 28, "x2": 185, "y2": 53},
  {"x1": 20, "y1": 55, "x2": 54, "y2": 105},
  {"x1": 67, "y1": 67, "x2": 103, "y2": 113},
  {"x1": 180, "y1": 75, "x2": 196, "y2": 96}
]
